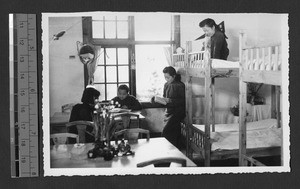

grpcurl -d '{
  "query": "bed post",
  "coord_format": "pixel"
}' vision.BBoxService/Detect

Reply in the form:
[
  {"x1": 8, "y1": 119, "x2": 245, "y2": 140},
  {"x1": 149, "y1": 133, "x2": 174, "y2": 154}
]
[
  {"x1": 185, "y1": 41, "x2": 192, "y2": 158},
  {"x1": 204, "y1": 43, "x2": 212, "y2": 167},
  {"x1": 239, "y1": 31, "x2": 247, "y2": 166},
  {"x1": 271, "y1": 86, "x2": 276, "y2": 119},
  {"x1": 211, "y1": 78, "x2": 215, "y2": 132}
]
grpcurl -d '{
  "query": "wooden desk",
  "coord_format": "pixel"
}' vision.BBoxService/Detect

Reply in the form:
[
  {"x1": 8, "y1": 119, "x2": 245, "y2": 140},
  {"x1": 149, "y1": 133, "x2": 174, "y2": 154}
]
[
  {"x1": 50, "y1": 137, "x2": 196, "y2": 168},
  {"x1": 50, "y1": 111, "x2": 145, "y2": 133}
]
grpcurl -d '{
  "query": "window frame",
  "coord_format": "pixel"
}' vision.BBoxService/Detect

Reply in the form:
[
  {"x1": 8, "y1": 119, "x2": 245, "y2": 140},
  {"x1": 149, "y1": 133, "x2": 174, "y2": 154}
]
[{"x1": 82, "y1": 15, "x2": 180, "y2": 105}]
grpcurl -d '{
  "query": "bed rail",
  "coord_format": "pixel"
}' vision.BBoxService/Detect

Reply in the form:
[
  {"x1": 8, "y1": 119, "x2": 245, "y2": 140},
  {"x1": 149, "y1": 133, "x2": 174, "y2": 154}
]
[
  {"x1": 189, "y1": 124, "x2": 207, "y2": 158},
  {"x1": 172, "y1": 53, "x2": 185, "y2": 67},
  {"x1": 242, "y1": 44, "x2": 281, "y2": 71}
]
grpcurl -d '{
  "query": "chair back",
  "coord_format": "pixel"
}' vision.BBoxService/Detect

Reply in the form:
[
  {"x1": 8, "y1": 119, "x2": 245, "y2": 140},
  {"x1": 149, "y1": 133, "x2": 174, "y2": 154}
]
[
  {"x1": 137, "y1": 157, "x2": 187, "y2": 167},
  {"x1": 114, "y1": 128, "x2": 150, "y2": 143},
  {"x1": 66, "y1": 121, "x2": 95, "y2": 143},
  {"x1": 111, "y1": 112, "x2": 140, "y2": 130},
  {"x1": 50, "y1": 133, "x2": 79, "y2": 145}
]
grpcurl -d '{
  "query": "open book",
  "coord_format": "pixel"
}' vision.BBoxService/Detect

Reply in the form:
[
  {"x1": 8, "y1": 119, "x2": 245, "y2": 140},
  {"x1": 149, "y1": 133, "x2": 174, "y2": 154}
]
[{"x1": 154, "y1": 96, "x2": 168, "y2": 105}]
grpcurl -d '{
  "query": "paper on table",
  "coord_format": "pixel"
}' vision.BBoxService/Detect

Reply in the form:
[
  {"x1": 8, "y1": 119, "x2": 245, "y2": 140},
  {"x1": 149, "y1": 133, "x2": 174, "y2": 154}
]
[{"x1": 110, "y1": 108, "x2": 132, "y2": 113}]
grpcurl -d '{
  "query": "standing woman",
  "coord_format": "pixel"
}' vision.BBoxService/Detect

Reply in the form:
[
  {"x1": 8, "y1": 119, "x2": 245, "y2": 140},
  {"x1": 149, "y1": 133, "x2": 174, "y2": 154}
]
[
  {"x1": 199, "y1": 18, "x2": 229, "y2": 60},
  {"x1": 161, "y1": 66, "x2": 185, "y2": 148}
]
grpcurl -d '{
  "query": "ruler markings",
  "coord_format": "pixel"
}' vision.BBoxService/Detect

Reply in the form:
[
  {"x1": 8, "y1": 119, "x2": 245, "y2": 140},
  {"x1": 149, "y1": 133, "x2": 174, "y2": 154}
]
[{"x1": 12, "y1": 14, "x2": 39, "y2": 178}]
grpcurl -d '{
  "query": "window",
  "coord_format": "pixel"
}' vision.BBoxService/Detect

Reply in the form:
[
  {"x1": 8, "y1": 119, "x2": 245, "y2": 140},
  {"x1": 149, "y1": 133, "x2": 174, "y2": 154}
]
[
  {"x1": 92, "y1": 15, "x2": 129, "y2": 39},
  {"x1": 94, "y1": 47, "x2": 130, "y2": 101},
  {"x1": 83, "y1": 15, "x2": 179, "y2": 102},
  {"x1": 135, "y1": 45, "x2": 170, "y2": 101},
  {"x1": 134, "y1": 15, "x2": 177, "y2": 102},
  {"x1": 84, "y1": 16, "x2": 133, "y2": 101}
]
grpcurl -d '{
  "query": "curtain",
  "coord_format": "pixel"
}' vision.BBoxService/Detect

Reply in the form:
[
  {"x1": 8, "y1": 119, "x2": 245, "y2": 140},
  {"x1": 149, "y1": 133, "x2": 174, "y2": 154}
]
[{"x1": 163, "y1": 46, "x2": 172, "y2": 66}]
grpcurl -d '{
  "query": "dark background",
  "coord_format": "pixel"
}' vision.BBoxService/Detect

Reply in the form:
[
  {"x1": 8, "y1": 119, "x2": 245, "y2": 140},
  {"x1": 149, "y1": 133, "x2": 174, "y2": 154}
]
[{"x1": 0, "y1": 0, "x2": 299, "y2": 188}]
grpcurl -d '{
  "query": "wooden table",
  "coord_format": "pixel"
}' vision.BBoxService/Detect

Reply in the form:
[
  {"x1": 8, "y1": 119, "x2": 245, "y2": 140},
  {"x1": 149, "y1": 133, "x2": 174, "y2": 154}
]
[
  {"x1": 50, "y1": 111, "x2": 145, "y2": 133},
  {"x1": 50, "y1": 137, "x2": 196, "y2": 168}
]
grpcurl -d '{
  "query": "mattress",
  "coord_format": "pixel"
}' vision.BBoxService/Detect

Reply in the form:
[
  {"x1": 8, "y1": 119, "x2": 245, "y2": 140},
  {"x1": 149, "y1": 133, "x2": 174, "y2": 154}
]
[
  {"x1": 211, "y1": 59, "x2": 240, "y2": 68},
  {"x1": 192, "y1": 119, "x2": 281, "y2": 151},
  {"x1": 192, "y1": 118, "x2": 278, "y2": 132},
  {"x1": 210, "y1": 127, "x2": 282, "y2": 151}
]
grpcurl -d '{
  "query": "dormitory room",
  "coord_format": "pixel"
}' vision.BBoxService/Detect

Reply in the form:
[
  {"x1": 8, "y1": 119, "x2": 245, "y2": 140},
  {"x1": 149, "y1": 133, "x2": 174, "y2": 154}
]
[{"x1": 44, "y1": 12, "x2": 288, "y2": 174}]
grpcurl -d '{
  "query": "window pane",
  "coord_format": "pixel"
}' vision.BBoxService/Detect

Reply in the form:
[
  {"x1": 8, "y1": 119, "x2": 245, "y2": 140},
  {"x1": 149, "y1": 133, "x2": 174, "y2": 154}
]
[
  {"x1": 94, "y1": 66, "x2": 105, "y2": 83},
  {"x1": 106, "y1": 66, "x2": 117, "y2": 82},
  {"x1": 116, "y1": 15, "x2": 128, "y2": 21},
  {"x1": 135, "y1": 14, "x2": 171, "y2": 41},
  {"x1": 95, "y1": 46, "x2": 104, "y2": 65},
  {"x1": 118, "y1": 48, "x2": 128, "y2": 64},
  {"x1": 93, "y1": 15, "x2": 104, "y2": 21},
  {"x1": 94, "y1": 84, "x2": 105, "y2": 101},
  {"x1": 107, "y1": 84, "x2": 118, "y2": 100},
  {"x1": 92, "y1": 21, "x2": 104, "y2": 38},
  {"x1": 105, "y1": 21, "x2": 116, "y2": 38},
  {"x1": 118, "y1": 66, "x2": 129, "y2": 82},
  {"x1": 136, "y1": 45, "x2": 170, "y2": 101},
  {"x1": 105, "y1": 48, "x2": 116, "y2": 65},
  {"x1": 104, "y1": 15, "x2": 116, "y2": 21},
  {"x1": 117, "y1": 21, "x2": 128, "y2": 38}
]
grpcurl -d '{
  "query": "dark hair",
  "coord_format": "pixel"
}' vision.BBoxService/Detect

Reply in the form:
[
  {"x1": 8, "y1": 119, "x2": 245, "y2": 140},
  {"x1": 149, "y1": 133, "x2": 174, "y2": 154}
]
[
  {"x1": 163, "y1": 66, "x2": 181, "y2": 82},
  {"x1": 81, "y1": 87, "x2": 100, "y2": 104},
  {"x1": 199, "y1": 18, "x2": 220, "y2": 31},
  {"x1": 118, "y1": 84, "x2": 129, "y2": 93},
  {"x1": 79, "y1": 45, "x2": 95, "y2": 55}
]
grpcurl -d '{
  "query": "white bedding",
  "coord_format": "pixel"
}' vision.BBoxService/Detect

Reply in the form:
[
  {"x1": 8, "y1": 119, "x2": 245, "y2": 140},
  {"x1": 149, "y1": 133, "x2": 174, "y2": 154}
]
[
  {"x1": 192, "y1": 119, "x2": 281, "y2": 151},
  {"x1": 193, "y1": 118, "x2": 278, "y2": 132},
  {"x1": 210, "y1": 127, "x2": 281, "y2": 151},
  {"x1": 211, "y1": 59, "x2": 240, "y2": 68}
]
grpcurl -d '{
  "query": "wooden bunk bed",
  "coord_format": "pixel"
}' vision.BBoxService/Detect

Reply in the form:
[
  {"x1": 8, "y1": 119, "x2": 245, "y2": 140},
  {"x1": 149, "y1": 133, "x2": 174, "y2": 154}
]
[
  {"x1": 172, "y1": 39, "x2": 239, "y2": 166},
  {"x1": 171, "y1": 32, "x2": 282, "y2": 167},
  {"x1": 239, "y1": 32, "x2": 282, "y2": 166}
]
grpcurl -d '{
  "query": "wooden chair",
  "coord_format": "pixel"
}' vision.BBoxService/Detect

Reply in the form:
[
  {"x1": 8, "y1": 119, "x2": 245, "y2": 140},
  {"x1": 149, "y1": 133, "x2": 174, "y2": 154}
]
[
  {"x1": 50, "y1": 133, "x2": 79, "y2": 145},
  {"x1": 66, "y1": 121, "x2": 95, "y2": 143},
  {"x1": 114, "y1": 128, "x2": 150, "y2": 143},
  {"x1": 111, "y1": 112, "x2": 140, "y2": 130},
  {"x1": 61, "y1": 103, "x2": 76, "y2": 113},
  {"x1": 137, "y1": 157, "x2": 187, "y2": 167}
]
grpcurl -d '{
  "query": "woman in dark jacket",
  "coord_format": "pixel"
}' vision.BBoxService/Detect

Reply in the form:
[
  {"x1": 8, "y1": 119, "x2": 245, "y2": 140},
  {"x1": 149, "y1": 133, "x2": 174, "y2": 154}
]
[
  {"x1": 69, "y1": 85, "x2": 101, "y2": 142},
  {"x1": 161, "y1": 66, "x2": 185, "y2": 148},
  {"x1": 199, "y1": 18, "x2": 229, "y2": 60}
]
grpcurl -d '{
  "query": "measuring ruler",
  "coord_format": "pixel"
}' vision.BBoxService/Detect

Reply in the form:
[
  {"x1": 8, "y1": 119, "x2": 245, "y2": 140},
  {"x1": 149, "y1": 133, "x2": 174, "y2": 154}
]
[{"x1": 10, "y1": 14, "x2": 39, "y2": 177}]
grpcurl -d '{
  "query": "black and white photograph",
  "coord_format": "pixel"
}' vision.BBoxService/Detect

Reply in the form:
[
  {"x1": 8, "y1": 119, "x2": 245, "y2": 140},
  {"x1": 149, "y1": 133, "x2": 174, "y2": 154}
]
[{"x1": 41, "y1": 12, "x2": 289, "y2": 176}]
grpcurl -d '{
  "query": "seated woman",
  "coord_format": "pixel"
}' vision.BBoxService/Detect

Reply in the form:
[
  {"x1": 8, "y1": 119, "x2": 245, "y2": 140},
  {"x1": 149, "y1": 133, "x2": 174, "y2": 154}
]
[
  {"x1": 68, "y1": 85, "x2": 101, "y2": 143},
  {"x1": 111, "y1": 85, "x2": 142, "y2": 111}
]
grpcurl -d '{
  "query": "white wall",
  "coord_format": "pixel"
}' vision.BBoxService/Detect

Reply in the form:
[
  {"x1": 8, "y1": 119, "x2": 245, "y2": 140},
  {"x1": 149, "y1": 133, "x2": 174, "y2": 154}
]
[
  {"x1": 49, "y1": 17, "x2": 84, "y2": 116},
  {"x1": 180, "y1": 14, "x2": 282, "y2": 123}
]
